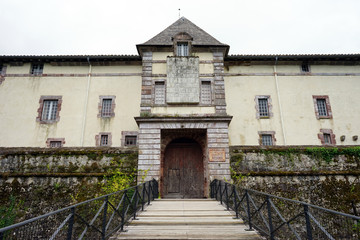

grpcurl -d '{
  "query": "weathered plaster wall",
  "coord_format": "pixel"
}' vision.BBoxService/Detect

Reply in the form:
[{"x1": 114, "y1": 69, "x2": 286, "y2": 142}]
[
  {"x1": 225, "y1": 64, "x2": 360, "y2": 146},
  {"x1": 0, "y1": 64, "x2": 142, "y2": 147},
  {"x1": 230, "y1": 146, "x2": 360, "y2": 214}
]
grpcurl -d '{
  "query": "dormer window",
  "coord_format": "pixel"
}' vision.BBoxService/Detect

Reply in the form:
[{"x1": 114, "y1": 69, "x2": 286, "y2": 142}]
[
  {"x1": 173, "y1": 32, "x2": 193, "y2": 56},
  {"x1": 177, "y1": 42, "x2": 189, "y2": 56}
]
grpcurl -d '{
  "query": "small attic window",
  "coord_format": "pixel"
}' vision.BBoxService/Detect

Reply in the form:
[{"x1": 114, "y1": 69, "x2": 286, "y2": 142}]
[
  {"x1": 173, "y1": 32, "x2": 193, "y2": 57},
  {"x1": 177, "y1": 43, "x2": 189, "y2": 56}
]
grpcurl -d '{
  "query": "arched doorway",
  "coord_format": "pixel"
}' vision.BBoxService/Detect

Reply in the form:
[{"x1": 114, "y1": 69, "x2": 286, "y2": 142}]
[{"x1": 162, "y1": 138, "x2": 204, "y2": 198}]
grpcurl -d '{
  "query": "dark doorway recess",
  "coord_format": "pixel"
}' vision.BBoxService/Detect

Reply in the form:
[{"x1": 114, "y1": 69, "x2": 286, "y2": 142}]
[{"x1": 163, "y1": 138, "x2": 204, "y2": 198}]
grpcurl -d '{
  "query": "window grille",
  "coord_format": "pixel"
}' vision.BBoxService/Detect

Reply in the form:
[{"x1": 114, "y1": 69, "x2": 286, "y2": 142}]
[
  {"x1": 100, "y1": 135, "x2": 109, "y2": 146},
  {"x1": 262, "y1": 134, "x2": 273, "y2": 146},
  {"x1": 301, "y1": 64, "x2": 310, "y2": 72},
  {"x1": 31, "y1": 64, "x2": 44, "y2": 75},
  {"x1": 101, "y1": 99, "x2": 112, "y2": 117},
  {"x1": 323, "y1": 133, "x2": 331, "y2": 144},
  {"x1": 41, "y1": 100, "x2": 58, "y2": 121},
  {"x1": 258, "y1": 98, "x2": 269, "y2": 117},
  {"x1": 201, "y1": 81, "x2": 211, "y2": 104},
  {"x1": 125, "y1": 136, "x2": 137, "y2": 146},
  {"x1": 177, "y1": 43, "x2": 189, "y2": 56},
  {"x1": 154, "y1": 82, "x2": 165, "y2": 104},
  {"x1": 50, "y1": 141, "x2": 62, "y2": 148},
  {"x1": 316, "y1": 99, "x2": 328, "y2": 116}
]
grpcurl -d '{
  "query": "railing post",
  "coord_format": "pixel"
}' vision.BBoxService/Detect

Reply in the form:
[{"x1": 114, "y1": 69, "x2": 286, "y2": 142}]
[
  {"x1": 102, "y1": 196, "x2": 108, "y2": 240},
  {"x1": 225, "y1": 183, "x2": 229, "y2": 210},
  {"x1": 120, "y1": 190, "x2": 127, "y2": 231},
  {"x1": 219, "y1": 181, "x2": 223, "y2": 204},
  {"x1": 133, "y1": 186, "x2": 138, "y2": 220},
  {"x1": 233, "y1": 185, "x2": 239, "y2": 219},
  {"x1": 153, "y1": 179, "x2": 158, "y2": 200},
  {"x1": 141, "y1": 183, "x2": 145, "y2": 211},
  {"x1": 66, "y1": 207, "x2": 75, "y2": 240},
  {"x1": 267, "y1": 196, "x2": 274, "y2": 240},
  {"x1": 303, "y1": 204, "x2": 313, "y2": 240},
  {"x1": 245, "y1": 190, "x2": 253, "y2": 230},
  {"x1": 147, "y1": 181, "x2": 151, "y2": 205}
]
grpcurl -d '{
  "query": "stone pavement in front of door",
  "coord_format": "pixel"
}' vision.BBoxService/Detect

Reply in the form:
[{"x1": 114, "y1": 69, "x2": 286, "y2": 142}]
[{"x1": 110, "y1": 199, "x2": 263, "y2": 240}]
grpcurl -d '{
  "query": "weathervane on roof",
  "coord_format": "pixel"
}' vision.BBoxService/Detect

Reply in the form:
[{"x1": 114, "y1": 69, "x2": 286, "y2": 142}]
[{"x1": 178, "y1": 9, "x2": 181, "y2": 18}]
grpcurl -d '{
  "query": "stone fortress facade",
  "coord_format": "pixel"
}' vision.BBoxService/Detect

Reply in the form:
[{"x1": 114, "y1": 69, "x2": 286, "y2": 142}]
[{"x1": 1, "y1": 17, "x2": 359, "y2": 197}]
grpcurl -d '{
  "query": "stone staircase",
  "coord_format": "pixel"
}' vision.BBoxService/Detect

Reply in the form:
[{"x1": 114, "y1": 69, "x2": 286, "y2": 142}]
[{"x1": 110, "y1": 199, "x2": 263, "y2": 240}]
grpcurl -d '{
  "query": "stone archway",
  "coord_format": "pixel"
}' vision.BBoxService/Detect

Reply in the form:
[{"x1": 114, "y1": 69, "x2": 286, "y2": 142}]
[{"x1": 162, "y1": 137, "x2": 204, "y2": 198}]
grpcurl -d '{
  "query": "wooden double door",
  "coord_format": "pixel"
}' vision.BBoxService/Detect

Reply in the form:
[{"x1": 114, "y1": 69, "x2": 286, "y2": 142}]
[{"x1": 163, "y1": 139, "x2": 204, "y2": 198}]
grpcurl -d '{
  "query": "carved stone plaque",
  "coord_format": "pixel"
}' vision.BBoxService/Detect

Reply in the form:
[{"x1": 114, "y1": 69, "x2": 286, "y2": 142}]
[
  {"x1": 209, "y1": 148, "x2": 226, "y2": 162},
  {"x1": 166, "y1": 57, "x2": 199, "y2": 104}
]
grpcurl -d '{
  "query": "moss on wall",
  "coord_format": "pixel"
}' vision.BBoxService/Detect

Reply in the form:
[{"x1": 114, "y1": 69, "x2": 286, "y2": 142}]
[
  {"x1": 0, "y1": 147, "x2": 138, "y2": 224},
  {"x1": 230, "y1": 146, "x2": 360, "y2": 215}
]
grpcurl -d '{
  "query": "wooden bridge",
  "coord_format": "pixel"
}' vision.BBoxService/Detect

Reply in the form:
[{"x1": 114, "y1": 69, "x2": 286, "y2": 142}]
[{"x1": 110, "y1": 199, "x2": 262, "y2": 240}]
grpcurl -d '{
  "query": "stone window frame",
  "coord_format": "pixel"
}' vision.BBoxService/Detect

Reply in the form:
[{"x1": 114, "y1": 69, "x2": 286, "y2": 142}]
[
  {"x1": 313, "y1": 95, "x2": 332, "y2": 119},
  {"x1": 258, "y1": 131, "x2": 276, "y2": 146},
  {"x1": 172, "y1": 32, "x2": 193, "y2": 57},
  {"x1": 121, "y1": 131, "x2": 138, "y2": 147},
  {"x1": 46, "y1": 138, "x2": 65, "y2": 148},
  {"x1": 255, "y1": 95, "x2": 273, "y2": 119},
  {"x1": 30, "y1": 63, "x2": 44, "y2": 75},
  {"x1": 97, "y1": 95, "x2": 116, "y2": 118},
  {"x1": 36, "y1": 96, "x2": 62, "y2": 124},
  {"x1": 153, "y1": 80, "x2": 166, "y2": 106},
  {"x1": 95, "y1": 132, "x2": 112, "y2": 147},
  {"x1": 318, "y1": 129, "x2": 336, "y2": 145}
]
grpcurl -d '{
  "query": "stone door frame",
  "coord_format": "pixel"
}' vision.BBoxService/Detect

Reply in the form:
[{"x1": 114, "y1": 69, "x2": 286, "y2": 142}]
[{"x1": 135, "y1": 116, "x2": 232, "y2": 197}]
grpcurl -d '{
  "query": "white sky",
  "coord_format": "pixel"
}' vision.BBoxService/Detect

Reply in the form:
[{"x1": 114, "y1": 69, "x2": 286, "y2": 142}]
[{"x1": 1, "y1": 0, "x2": 359, "y2": 56}]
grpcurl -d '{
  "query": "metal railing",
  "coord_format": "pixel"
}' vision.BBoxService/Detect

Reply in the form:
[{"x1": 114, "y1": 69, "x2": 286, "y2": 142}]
[
  {"x1": 0, "y1": 179, "x2": 158, "y2": 240},
  {"x1": 210, "y1": 179, "x2": 360, "y2": 240}
]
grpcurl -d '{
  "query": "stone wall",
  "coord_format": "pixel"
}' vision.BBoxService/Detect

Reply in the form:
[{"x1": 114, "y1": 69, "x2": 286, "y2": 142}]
[
  {"x1": 0, "y1": 147, "x2": 138, "y2": 223},
  {"x1": 230, "y1": 146, "x2": 360, "y2": 215}
]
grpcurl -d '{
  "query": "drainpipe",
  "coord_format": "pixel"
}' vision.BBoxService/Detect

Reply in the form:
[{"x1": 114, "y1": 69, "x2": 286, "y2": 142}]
[
  {"x1": 274, "y1": 57, "x2": 287, "y2": 145},
  {"x1": 80, "y1": 57, "x2": 92, "y2": 146}
]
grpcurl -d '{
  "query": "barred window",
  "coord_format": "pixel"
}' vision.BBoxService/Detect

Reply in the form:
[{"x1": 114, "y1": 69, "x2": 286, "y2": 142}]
[
  {"x1": 201, "y1": 81, "x2": 211, "y2": 105},
  {"x1": 154, "y1": 82, "x2": 165, "y2": 105},
  {"x1": 50, "y1": 141, "x2": 62, "y2": 148},
  {"x1": 259, "y1": 131, "x2": 276, "y2": 146},
  {"x1": 301, "y1": 64, "x2": 310, "y2": 72},
  {"x1": 258, "y1": 98, "x2": 269, "y2": 117},
  {"x1": 125, "y1": 136, "x2": 137, "y2": 146},
  {"x1": 318, "y1": 129, "x2": 335, "y2": 145},
  {"x1": 42, "y1": 100, "x2": 58, "y2": 121},
  {"x1": 177, "y1": 42, "x2": 189, "y2": 56},
  {"x1": 98, "y1": 96, "x2": 115, "y2": 118},
  {"x1": 31, "y1": 64, "x2": 44, "y2": 75},
  {"x1": 313, "y1": 96, "x2": 332, "y2": 119},
  {"x1": 316, "y1": 99, "x2": 328, "y2": 116},
  {"x1": 261, "y1": 134, "x2": 273, "y2": 146},
  {"x1": 101, "y1": 99, "x2": 113, "y2": 117},
  {"x1": 100, "y1": 135, "x2": 109, "y2": 146},
  {"x1": 323, "y1": 133, "x2": 331, "y2": 144}
]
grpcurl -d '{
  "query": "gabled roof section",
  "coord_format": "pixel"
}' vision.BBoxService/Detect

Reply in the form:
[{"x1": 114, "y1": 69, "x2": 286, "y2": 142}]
[{"x1": 140, "y1": 17, "x2": 228, "y2": 47}]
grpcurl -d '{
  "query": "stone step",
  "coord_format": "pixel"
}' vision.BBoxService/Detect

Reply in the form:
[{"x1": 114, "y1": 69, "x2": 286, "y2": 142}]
[{"x1": 110, "y1": 199, "x2": 263, "y2": 240}]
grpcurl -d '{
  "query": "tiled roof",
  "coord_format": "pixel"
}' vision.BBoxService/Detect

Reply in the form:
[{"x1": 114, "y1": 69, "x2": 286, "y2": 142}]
[
  {"x1": 226, "y1": 54, "x2": 360, "y2": 61},
  {"x1": 0, "y1": 55, "x2": 141, "y2": 63},
  {"x1": 140, "y1": 17, "x2": 228, "y2": 47}
]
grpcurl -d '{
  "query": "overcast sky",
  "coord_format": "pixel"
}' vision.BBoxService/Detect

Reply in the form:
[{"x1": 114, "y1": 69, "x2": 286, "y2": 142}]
[{"x1": 1, "y1": 0, "x2": 359, "y2": 56}]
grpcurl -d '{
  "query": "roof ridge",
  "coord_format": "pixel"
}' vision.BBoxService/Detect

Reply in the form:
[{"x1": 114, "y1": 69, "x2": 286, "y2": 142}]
[{"x1": 140, "y1": 17, "x2": 227, "y2": 46}]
